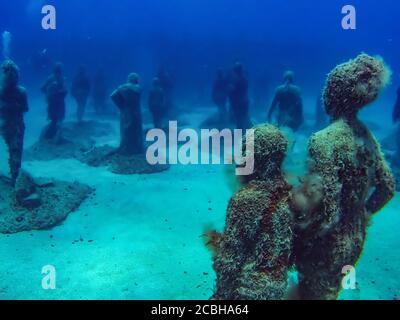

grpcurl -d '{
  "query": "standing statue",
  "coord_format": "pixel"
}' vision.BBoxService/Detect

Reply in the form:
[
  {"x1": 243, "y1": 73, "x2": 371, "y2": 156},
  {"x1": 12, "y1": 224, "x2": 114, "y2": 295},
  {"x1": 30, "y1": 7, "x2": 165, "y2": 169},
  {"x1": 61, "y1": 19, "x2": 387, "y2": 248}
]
[
  {"x1": 41, "y1": 63, "x2": 67, "y2": 140},
  {"x1": 111, "y1": 73, "x2": 144, "y2": 155},
  {"x1": 71, "y1": 66, "x2": 91, "y2": 123},
  {"x1": 0, "y1": 60, "x2": 28, "y2": 185},
  {"x1": 268, "y1": 71, "x2": 304, "y2": 132},
  {"x1": 212, "y1": 69, "x2": 229, "y2": 123},
  {"x1": 148, "y1": 77, "x2": 166, "y2": 129},
  {"x1": 293, "y1": 54, "x2": 396, "y2": 300},
  {"x1": 209, "y1": 124, "x2": 294, "y2": 300},
  {"x1": 157, "y1": 66, "x2": 174, "y2": 111},
  {"x1": 228, "y1": 62, "x2": 251, "y2": 130}
]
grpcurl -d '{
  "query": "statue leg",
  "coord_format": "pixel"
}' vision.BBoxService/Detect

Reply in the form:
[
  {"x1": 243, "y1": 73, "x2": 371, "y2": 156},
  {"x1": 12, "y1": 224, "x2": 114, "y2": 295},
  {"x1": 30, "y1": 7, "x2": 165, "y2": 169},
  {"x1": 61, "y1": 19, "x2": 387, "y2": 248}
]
[
  {"x1": 296, "y1": 228, "x2": 364, "y2": 300},
  {"x1": 5, "y1": 123, "x2": 24, "y2": 185}
]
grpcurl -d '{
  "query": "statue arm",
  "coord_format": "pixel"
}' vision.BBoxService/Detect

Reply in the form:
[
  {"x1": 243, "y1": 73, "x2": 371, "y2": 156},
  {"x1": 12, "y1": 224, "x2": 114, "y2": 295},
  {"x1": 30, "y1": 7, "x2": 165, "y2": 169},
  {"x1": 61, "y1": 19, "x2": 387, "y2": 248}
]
[{"x1": 366, "y1": 141, "x2": 396, "y2": 215}]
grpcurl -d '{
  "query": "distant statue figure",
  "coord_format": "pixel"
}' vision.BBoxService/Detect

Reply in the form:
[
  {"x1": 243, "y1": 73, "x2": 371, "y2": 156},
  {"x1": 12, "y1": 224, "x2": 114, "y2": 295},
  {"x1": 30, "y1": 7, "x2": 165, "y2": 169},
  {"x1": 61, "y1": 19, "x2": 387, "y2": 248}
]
[
  {"x1": 392, "y1": 87, "x2": 400, "y2": 124},
  {"x1": 228, "y1": 62, "x2": 251, "y2": 130},
  {"x1": 71, "y1": 66, "x2": 91, "y2": 122},
  {"x1": 148, "y1": 77, "x2": 166, "y2": 129},
  {"x1": 315, "y1": 94, "x2": 329, "y2": 129},
  {"x1": 293, "y1": 54, "x2": 395, "y2": 300},
  {"x1": 0, "y1": 60, "x2": 28, "y2": 185},
  {"x1": 111, "y1": 73, "x2": 144, "y2": 155},
  {"x1": 157, "y1": 66, "x2": 174, "y2": 111},
  {"x1": 212, "y1": 69, "x2": 229, "y2": 123},
  {"x1": 268, "y1": 71, "x2": 304, "y2": 132},
  {"x1": 41, "y1": 63, "x2": 67, "y2": 140},
  {"x1": 92, "y1": 69, "x2": 108, "y2": 115}
]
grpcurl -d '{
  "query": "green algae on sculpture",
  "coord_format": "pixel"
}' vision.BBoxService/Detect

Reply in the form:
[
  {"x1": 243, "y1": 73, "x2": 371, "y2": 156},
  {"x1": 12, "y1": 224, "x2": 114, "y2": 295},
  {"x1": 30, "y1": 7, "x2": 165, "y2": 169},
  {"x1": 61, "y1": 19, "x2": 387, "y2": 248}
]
[
  {"x1": 209, "y1": 124, "x2": 294, "y2": 300},
  {"x1": 0, "y1": 60, "x2": 28, "y2": 185},
  {"x1": 294, "y1": 53, "x2": 396, "y2": 300},
  {"x1": 323, "y1": 53, "x2": 391, "y2": 120}
]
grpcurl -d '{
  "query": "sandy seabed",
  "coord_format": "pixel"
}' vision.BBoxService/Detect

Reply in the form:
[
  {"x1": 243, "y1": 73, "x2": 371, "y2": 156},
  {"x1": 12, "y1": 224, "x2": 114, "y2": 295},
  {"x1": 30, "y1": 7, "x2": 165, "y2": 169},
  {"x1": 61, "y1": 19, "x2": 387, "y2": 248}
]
[{"x1": 0, "y1": 99, "x2": 399, "y2": 300}]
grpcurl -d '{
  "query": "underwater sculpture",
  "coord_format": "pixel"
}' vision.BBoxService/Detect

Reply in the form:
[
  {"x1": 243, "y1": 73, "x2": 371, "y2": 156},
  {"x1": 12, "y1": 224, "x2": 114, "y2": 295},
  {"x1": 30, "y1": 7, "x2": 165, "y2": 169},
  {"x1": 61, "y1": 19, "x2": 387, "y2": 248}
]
[
  {"x1": 0, "y1": 60, "x2": 28, "y2": 185},
  {"x1": 228, "y1": 62, "x2": 252, "y2": 130},
  {"x1": 111, "y1": 72, "x2": 144, "y2": 155},
  {"x1": 148, "y1": 77, "x2": 167, "y2": 129},
  {"x1": 267, "y1": 71, "x2": 304, "y2": 132},
  {"x1": 0, "y1": 61, "x2": 92, "y2": 234},
  {"x1": 208, "y1": 124, "x2": 294, "y2": 300},
  {"x1": 26, "y1": 63, "x2": 112, "y2": 162},
  {"x1": 71, "y1": 66, "x2": 91, "y2": 123},
  {"x1": 200, "y1": 69, "x2": 230, "y2": 129},
  {"x1": 41, "y1": 62, "x2": 67, "y2": 140},
  {"x1": 212, "y1": 69, "x2": 229, "y2": 124},
  {"x1": 80, "y1": 73, "x2": 169, "y2": 174},
  {"x1": 157, "y1": 66, "x2": 174, "y2": 113},
  {"x1": 293, "y1": 54, "x2": 396, "y2": 300}
]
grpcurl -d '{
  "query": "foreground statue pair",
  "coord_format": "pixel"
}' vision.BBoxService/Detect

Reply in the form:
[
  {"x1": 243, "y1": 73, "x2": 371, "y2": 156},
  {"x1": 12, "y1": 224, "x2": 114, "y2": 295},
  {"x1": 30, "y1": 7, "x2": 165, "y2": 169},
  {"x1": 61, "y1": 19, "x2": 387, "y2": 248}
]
[
  {"x1": 0, "y1": 60, "x2": 28, "y2": 185},
  {"x1": 210, "y1": 54, "x2": 396, "y2": 300}
]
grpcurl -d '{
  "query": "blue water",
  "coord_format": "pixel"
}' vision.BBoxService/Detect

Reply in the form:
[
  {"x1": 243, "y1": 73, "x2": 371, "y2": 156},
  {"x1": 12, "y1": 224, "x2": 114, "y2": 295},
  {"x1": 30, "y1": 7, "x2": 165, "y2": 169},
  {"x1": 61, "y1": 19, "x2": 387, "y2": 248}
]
[{"x1": 0, "y1": 0, "x2": 399, "y2": 300}]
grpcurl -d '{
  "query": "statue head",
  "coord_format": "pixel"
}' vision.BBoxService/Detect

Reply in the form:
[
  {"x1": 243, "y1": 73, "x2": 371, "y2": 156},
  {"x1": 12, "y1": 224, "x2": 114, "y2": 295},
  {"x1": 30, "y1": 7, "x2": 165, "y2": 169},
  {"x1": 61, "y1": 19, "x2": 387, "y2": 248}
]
[
  {"x1": 242, "y1": 124, "x2": 288, "y2": 181},
  {"x1": 283, "y1": 70, "x2": 294, "y2": 84},
  {"x1": 1, "y1": 59, "x2": 19, "y2": 88},
  {"x1": 323, "y1": 53, "x2": 391, "y2": 120},
  {"x1": 128, "y1": 73, "x2": 139, "y2": 84}
]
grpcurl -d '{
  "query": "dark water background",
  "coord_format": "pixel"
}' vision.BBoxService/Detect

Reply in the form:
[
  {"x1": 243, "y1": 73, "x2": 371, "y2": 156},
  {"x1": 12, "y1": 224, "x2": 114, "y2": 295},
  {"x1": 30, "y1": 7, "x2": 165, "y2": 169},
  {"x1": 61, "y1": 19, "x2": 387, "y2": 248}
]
[{"x1": 0, "y1": 0, "x2": 399, "y2": 117}]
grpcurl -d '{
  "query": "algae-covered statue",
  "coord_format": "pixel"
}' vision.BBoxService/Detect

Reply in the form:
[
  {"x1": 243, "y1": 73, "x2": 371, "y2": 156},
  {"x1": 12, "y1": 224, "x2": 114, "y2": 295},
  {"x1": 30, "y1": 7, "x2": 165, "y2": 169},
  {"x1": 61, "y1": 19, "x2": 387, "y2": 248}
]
[
  {"x1": 208, "y1": 124, "x2": 294, "y2": 300},
  {"x1": 111, "y1": 73, "x2": 144, "y2": 155},
  {"x1": 41, "y1": 62, "x2": 67, "y2": 140},
  {"x1": 71, "y1": 66, "x2": 91, "y2": 123},
  {"x1": 293, "y1": 54, "x2": 396, "y2": 300},
  {"x1": 148, "y1": 77, "x2": 166, "y2": 129},
  {"x1": 212, "y1": 68, "x2": 229, "y2": 123},
  {"x1": 0, "y1": 60, "x2": 28, "y2": 185},
  {"x1": 0, "y1": 61, "x2": 92, "y2": 234},
  {"x1": 228, "y1": 62, "x2": 252, "y2": 130},
  {"x1": 268, "y1": 71, "x2": 304, "y2": 132},
  {"x1": 78, "y1": 73, "x2": 168, "y2": 174}
]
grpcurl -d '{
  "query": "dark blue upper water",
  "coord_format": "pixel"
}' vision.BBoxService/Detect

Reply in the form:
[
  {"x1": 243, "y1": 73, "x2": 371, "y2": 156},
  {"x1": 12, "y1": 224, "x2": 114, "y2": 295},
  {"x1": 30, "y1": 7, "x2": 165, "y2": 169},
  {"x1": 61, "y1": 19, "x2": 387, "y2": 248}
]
[{"x1": 0, "y1": 0, "x2": 399, "y2": 113}]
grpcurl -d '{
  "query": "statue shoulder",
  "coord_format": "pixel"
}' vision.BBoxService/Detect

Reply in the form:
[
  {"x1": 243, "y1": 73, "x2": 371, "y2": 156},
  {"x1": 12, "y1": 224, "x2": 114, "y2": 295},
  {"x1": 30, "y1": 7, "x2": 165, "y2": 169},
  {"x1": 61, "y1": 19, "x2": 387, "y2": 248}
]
[{"x1": 309, "y1": 120, "x2": 354, "y2": 162}]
